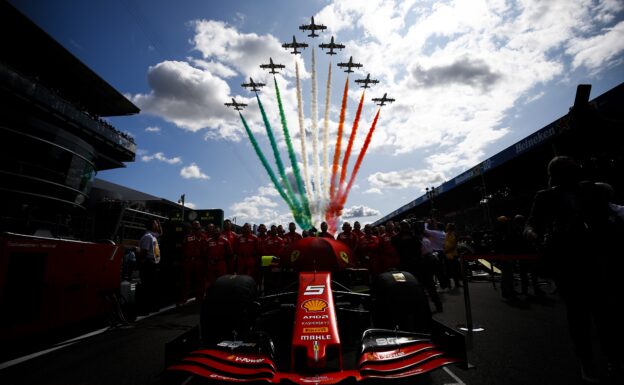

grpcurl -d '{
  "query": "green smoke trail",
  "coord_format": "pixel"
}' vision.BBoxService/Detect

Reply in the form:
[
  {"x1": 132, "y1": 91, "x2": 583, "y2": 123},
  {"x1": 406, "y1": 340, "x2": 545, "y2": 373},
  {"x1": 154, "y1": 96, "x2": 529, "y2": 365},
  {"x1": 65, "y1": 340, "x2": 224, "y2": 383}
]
[
  {"x1": 238, "y1": 112, "x2": 295, "y2": 215},
  {"x1": 273, "y1": 77, "x2": 312, "y2": 227},
  {"x1": 255, "y1": 94, "x2": 309, "y2": 228}
]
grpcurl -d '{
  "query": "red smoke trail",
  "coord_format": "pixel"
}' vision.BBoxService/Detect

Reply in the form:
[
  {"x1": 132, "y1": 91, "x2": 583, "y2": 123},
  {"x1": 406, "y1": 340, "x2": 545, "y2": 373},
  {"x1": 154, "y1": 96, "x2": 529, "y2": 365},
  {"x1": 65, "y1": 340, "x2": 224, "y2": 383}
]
[
  {"x1": 338, "y1": 108, "x2": 382, "y2": 208},
  {"x1": 328, "y1": 76, "x2": 350, "y2": 202},
  {"x1": 338, "y1": 90, "x2": 365, "y2": 199}
]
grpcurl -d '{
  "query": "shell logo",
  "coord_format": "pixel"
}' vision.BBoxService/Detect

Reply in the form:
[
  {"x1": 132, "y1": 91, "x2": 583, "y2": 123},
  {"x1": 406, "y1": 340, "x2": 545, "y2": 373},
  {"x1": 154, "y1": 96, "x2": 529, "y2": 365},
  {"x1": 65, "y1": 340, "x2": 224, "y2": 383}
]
[
  {"x1": 291, "y1": 250, "x2": 300, "y2": 262},
  {"x1": 339, "y1": 251, "x2": 349, "y2": 264},
  {"x1": 301, "y1": 299, "x2": 327, "y2": 312}
]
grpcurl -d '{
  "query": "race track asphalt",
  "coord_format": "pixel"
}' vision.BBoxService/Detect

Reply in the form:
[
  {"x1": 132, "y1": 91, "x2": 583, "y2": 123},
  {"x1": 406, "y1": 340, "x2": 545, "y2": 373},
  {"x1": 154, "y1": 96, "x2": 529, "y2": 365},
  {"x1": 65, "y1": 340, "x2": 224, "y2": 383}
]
[{"x1": 0, "y1": 278, "x2": 608, "y2": 385}]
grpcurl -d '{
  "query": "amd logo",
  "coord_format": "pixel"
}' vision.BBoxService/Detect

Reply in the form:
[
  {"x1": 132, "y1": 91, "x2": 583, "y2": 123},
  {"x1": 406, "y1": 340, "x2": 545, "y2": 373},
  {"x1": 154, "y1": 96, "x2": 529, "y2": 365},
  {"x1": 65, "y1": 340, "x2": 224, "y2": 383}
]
[{"x1": 302, "y1": 315, "x2": 329, "y2": 319}]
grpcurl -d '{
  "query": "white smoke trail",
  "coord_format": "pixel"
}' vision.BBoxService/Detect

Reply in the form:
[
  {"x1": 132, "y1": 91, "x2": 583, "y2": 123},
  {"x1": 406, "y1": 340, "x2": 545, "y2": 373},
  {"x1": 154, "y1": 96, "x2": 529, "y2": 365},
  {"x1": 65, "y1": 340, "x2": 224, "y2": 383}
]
[
  {"x1": 295, "y1": 60, "x2": 313, "y2": 219},
  {"x1": 322, "y1": 61, "x2": 332, "y2": 210},
  {"x1": 311, "y1": 47, "x2": 320, "y2": 226}
]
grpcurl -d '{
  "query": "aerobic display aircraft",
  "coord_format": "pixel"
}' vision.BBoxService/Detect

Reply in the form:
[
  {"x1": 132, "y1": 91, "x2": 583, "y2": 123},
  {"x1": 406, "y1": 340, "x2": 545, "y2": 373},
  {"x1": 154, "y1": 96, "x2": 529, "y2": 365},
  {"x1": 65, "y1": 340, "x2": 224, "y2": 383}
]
[
  {"x1": 224, "y1": 98, "x2": 247, "y2": 111},
  {"x1": 337, "y1": 56, "x2": 363, "y2": 73},
  {"x1": 354, "y1": 73, "x2": 379, "y2": 88},
  {"x1": 372, "y1": 93, "x2": 395, "y2": 106},
  {"x1": 319, "y1": 36, "x2": 345, "y2": 55},
  {"x1": 241, "y1": 77, "x2": 266, "y2": 93},
  {"x1": 259, "y1": 57, "x2": 286, "y2": 74},
  {"x1": 282, "y1": 35, "x2": 308, "y2": 55},
  {"x1": 299, "y1": 16, "x2": 327, "y2": 38}
]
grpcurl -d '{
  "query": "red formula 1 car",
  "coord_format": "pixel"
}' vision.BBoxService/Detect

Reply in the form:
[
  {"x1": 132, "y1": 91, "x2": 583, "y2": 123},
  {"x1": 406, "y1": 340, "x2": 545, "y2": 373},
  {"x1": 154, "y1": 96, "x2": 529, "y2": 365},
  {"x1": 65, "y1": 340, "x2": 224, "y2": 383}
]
[{"x1": 165, "y1": 237, "x2": 466, "y2": 384}]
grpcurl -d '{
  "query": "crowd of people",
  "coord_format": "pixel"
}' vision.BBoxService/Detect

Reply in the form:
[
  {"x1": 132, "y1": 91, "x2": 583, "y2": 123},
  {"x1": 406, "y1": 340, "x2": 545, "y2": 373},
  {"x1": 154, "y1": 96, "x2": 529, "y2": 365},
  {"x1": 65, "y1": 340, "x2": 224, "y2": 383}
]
[{"x1": 170, "y1": 216, "x2": 464, "y2": 315}]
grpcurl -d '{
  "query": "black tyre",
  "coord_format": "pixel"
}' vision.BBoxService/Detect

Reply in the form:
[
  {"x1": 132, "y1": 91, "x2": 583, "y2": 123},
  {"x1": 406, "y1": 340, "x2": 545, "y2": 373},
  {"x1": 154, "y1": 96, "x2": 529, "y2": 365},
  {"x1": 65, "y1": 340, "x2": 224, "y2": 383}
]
[
  {"x1": 200, "y1": 274, "x2": 258, "y2": 343},
  {"x1": 371, "y1": 271, "x2": 432, "y2": 333}
]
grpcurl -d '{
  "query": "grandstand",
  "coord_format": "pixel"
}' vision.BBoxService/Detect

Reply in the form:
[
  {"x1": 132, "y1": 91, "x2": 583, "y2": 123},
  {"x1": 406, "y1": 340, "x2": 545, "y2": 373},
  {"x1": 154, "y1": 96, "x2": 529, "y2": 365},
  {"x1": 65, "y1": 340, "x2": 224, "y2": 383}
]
[{"x1": 374, "y1": 82, "x2": 624, "y2": 233}]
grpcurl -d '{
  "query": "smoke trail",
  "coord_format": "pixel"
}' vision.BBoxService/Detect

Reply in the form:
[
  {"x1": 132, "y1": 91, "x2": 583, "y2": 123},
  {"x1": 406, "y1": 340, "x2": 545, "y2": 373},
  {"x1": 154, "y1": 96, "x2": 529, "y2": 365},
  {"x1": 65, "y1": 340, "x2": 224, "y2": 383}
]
[
  {"x1": 238, "y1": 112, "x2": 297, "y2": 218},
  {"x1": 295, "y1": 62, "x2": 314, "y2": 226},
  {"x1": 311, "y1": 47, "x2": 320, "y2": 226},
  {"x1": 338, "y1": 90, "x2": 366, "y2": 198},
  {"x1": 322, "y1": 61, "x2": 332, "y2": 212},
  {"x1": 274, "y1": 78, "x2": 312, "y2": 227},
  {"x1": 338, "y1": 108, "x2": 382, "y2": 207},
  {"x1": 329, "y1": 75, "x2": 350, "y2": 201},
  {"x1": 256, "y1": 93, "x2": 303, "y2": 220}
]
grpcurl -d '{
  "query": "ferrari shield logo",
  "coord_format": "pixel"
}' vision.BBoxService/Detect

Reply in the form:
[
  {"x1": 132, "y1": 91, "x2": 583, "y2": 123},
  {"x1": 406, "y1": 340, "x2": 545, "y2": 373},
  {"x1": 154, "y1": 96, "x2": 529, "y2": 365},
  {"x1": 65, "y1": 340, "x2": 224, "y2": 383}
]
[
  {"x1": 291, "y1": 250, "x2": 300, "y2": 262},
  {"x1": 339, "y1": 251, "x2": 349, "y2": 264}
]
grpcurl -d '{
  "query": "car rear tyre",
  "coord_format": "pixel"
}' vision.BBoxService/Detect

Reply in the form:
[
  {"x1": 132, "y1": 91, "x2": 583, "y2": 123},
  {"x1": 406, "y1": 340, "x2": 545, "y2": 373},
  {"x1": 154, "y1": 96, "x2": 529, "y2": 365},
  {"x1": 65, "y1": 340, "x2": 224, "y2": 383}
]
[
  {"x1": 200, "y1": 274, "x2": 258, "y2": 343},
  {"x1": 371, "y1": 271, "x2": 432, "y2": 333}
]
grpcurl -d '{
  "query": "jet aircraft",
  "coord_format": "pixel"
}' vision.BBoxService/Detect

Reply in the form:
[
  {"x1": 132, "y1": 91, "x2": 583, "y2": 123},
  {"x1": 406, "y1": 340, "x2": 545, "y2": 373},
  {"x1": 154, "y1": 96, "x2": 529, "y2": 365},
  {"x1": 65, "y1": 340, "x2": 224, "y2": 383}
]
[
  {"x1": 259, "y1": 57, "x2": 286, "y2": 74},
  {"x1": 371, "y1": 93, "x2": 395, "y2": 106},
  {"x1": 241, "y1": 77, "x2": 265, "y2": 92},
  {"x1": 299, "y1": 16, "x2": 327, "y2": 37},
  {"x1": 354, "y1": 73, "x2": 379, "y2": 88},
  {"x1": 224, "y1": 98, "x2": 247, "y2": 111},
  {"x1": 319, "y1": 36, "x2": 345, "y2": 55},
  {"x1": 282, "y1": 35, "x2": 308, "y2": 55},
  {"x1": 337, "y1": 56, "x2": 363, "y2": 73}
]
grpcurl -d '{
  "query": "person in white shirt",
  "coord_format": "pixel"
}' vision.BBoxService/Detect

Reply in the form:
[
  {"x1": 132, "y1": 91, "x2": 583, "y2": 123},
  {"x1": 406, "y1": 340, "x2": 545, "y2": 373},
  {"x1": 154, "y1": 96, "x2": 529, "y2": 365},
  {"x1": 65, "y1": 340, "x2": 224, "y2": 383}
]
[{"x1": 138, "y1": 218, "x2": 162, "y2": 313}]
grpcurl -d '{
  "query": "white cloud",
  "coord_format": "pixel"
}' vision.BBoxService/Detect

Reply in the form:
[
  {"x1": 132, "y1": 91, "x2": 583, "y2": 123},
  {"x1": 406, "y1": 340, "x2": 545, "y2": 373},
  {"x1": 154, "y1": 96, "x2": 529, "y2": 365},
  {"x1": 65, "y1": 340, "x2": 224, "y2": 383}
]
[
  {"x1": 258, "y1": 185, "x2": 280, "y2": 197},
  {"x1": 567, "y1": 20, "x2": 624, "y2": 71},
  {"x1": 308, "y1": 0, "x2": 624, "y2": 177},
  {"x1": 191, "y1": 20, "x2": 305, "y2": 79},
  {"x1": 130, "y1": 0, "x2": 623, "y2": 225},
  {"x1": 364, "y1": 187, "x2": 382, "y2": 195},
  {"x1": 130, "y1": 60, "x2": 242, "y2": 138},
  {"x1": 229, "y1": 194, "x2": 293, "y2": 225},
  {"x1": 368, "y1": 168, "x2": 445, "y2": 192},
  {"x1": 141, "y1": 152, "x2": 182, "y2": 164},
  {"x1": 180, "y1": 163, "x2": 210, "y2": 179},
  {"x1": 145, "y1": 126, "x2": 161, "y2": 133},
  {"x1": 189, "y1": 58, "x2": 238, "y2": 78},
  {"x1": 342, "y1": 205, "x2": 381, "y2": 218},
  {"x1": 185, "y1": 202, "x2": 197, "y2": 209}
]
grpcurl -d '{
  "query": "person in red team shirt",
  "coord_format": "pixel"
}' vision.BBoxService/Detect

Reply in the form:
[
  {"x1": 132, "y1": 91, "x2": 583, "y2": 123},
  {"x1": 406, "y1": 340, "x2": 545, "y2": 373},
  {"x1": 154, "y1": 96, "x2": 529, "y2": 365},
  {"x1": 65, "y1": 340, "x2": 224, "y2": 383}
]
[
  {"x1": 205, "y1": 223, "x2": 233, "y2": 287},
  {"x1": 318, "y1": 221, "x2": 335, "y2": 239},
  {"x1": 221, "y1": 219, "x2": 238, "y2": 274},
  {"x1": 352, "y1": 221, "x2": 364, "y2": 239},
  {"x1": 264, "y1": 225, "x2": 285, "y2": 257},
  {"x1": 277, "y1": 224, "x2": 286, "y2": 239},
  {"x1": 235, "y1": 223, "x2": 259, "y2": 279},
  {"x1": 337, "y1": 221, "x2": 358, "y2": 251},
  {"x1": 180, "y1": 220, "x2": 207, "y2": 304},
  {"x1": 378, "y1": 221, "x2": 400, "y2": 273},
  {"x1": 256, "y1": 223, "x2": 268, "y2": 255},
  {"x1": 283, "y1": 222, "x2": 303, "y2": 245},
  {"x1": 357, "y1": 224, "x2": 381, "y2": 275}
]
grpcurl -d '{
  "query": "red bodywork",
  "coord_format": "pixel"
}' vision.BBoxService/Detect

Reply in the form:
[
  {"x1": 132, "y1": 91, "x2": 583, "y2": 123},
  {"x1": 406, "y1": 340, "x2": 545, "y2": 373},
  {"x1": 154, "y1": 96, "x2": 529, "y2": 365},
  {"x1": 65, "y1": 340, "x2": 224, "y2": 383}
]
[
  {"x1": 291, "y1": 272, "x2": 341, "y2": 370},
  {"x1": 0, "y1": 234, "x2": 123, "y2": 344},
  {"x1": 168, "y1": 273, "x2": 463, "y2": 384},
  {"x1": 168, "y1": 237, "x2": 464, "y2": 384}
]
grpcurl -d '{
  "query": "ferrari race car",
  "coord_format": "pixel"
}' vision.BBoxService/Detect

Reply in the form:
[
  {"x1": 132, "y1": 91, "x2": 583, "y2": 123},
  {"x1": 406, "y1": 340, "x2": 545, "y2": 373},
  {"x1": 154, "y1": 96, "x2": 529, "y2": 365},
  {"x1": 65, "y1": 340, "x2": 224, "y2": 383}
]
[{"x1": 165, "y1": 237, "x2": 466, "y2": 384}]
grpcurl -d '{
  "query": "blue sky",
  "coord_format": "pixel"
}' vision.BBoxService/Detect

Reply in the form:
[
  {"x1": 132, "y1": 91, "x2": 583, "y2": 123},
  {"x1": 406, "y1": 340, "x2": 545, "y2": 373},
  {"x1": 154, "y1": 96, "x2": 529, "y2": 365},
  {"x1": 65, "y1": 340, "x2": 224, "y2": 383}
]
[{"x1": 11, "y1": 0, "x2": 624, "y2": 228}]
